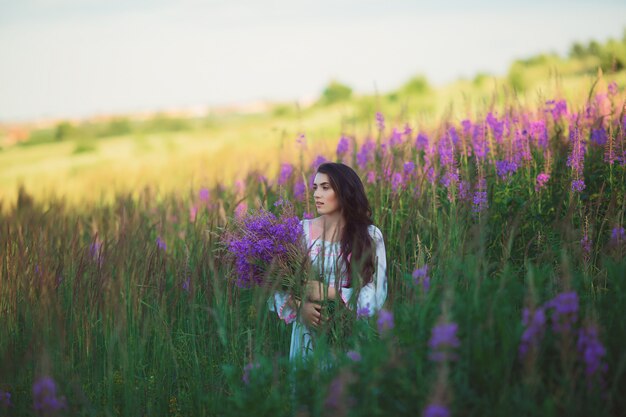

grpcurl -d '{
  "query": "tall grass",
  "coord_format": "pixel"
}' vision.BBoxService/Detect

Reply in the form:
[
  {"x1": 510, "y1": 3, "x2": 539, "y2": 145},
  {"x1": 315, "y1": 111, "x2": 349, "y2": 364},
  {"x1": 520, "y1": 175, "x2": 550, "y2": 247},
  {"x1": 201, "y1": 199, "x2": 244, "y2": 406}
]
[{"x1": 1, "y1": 82, "x2": 625, "y2": 416}]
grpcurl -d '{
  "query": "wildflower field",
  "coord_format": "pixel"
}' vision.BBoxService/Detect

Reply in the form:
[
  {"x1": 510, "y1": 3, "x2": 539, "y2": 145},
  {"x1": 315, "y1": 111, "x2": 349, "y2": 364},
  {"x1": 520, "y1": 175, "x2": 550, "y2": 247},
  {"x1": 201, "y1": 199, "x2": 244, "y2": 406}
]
[{"x1": 1, "y1": 78, "x2": 626, "y2": 416}]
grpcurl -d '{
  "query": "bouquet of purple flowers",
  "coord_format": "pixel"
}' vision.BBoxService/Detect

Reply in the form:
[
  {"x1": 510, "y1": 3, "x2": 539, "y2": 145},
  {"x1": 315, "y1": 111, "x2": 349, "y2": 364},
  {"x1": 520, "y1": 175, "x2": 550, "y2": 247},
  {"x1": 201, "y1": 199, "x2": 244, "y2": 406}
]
[{"x1": 224, "y1": 204, "x2": 313, "y2": 298}]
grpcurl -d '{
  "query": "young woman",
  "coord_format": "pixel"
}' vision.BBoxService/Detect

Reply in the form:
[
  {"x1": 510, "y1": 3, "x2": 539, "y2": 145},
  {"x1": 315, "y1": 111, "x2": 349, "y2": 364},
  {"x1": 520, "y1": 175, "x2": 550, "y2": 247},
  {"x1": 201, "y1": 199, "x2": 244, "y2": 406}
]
[{"x1": 269, "y1": 162, "x2": 388, "y2": 361}]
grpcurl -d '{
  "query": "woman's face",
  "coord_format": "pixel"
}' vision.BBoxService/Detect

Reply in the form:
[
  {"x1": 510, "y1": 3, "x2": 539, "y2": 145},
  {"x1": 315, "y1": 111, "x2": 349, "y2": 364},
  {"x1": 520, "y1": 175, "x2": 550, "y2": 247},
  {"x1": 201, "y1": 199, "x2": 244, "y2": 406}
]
[{"x1": 313, "y1": 173, "x2": 341, "y2": 216}]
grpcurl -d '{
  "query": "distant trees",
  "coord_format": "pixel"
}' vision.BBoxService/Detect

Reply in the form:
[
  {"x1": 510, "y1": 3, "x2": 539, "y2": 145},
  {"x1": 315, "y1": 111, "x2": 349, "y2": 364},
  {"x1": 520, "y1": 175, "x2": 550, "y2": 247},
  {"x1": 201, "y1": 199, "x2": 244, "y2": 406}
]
[{"x1": 320, "y1": 80, "x2": 353, "y2": 104}]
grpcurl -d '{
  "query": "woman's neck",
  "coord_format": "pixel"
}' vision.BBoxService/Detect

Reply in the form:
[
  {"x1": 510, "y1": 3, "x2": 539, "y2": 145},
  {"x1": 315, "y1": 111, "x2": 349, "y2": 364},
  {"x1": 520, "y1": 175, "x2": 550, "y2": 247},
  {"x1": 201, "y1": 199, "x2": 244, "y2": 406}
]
[{"x1": 319, "y1": 212, "x2": 345, "y2": 242}]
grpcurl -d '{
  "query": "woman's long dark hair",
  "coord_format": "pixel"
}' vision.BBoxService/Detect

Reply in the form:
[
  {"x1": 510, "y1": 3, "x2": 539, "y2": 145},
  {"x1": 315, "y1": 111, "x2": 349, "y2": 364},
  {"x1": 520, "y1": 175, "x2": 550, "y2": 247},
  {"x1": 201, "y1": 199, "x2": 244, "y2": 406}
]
[{"x1": 316, "y1": 162, "x2": 375, "y2": 287}]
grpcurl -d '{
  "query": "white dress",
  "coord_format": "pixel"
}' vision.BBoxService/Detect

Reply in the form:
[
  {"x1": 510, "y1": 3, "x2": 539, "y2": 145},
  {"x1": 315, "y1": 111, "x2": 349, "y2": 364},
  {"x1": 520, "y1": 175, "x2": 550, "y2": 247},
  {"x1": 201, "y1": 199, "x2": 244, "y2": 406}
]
[{"x1": 268, "y1": 219, "x2": 388, "y2": 361}]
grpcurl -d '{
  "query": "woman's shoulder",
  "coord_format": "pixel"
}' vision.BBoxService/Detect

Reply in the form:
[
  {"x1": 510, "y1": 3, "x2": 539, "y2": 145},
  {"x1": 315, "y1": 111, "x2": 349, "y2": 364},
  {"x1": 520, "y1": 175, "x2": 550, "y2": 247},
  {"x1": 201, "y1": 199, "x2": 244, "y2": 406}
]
[{"x1": 367, "y1": 224, "x2": 384, "y2": 242}]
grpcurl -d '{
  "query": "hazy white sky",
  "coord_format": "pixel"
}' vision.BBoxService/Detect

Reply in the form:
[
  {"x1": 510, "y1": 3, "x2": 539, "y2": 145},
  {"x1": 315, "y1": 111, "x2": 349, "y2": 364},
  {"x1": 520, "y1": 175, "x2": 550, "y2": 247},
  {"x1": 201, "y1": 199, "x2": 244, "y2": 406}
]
[{"x1": 1, "y1": 0, "x2": 625, "y2": 121}]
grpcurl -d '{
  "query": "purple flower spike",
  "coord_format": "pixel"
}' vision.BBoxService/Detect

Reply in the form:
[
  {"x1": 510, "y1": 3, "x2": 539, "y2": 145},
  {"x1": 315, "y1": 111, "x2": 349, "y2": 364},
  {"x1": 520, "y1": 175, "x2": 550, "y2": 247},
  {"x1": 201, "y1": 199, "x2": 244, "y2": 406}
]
[
  {"x1": 0, "y1": 389, "x2": 11, "y2": 408},
  {"x1": 198, "y1": 187, "x2": 210, "y2": 202},
  {"x1": 33, "y1": 376, "x2": 66, "y2": 414},
  {"x1": 577, "y1": 324, "x2": 608, "y2": 389},
  {"x1": 346, "y1": 350, "x2": 362, "y2": 362},
  {"x1": 428, "y1": 322, "x2": 460, "y2": 362},
  {"x1": 377, "y1": 309, "x2": 394, "y2": 334},
  {"x1": 423, "y1": 403, "x2": 450, "y2": 417},
  {"x1": 277, "y1": 163, "x2": 294, "y2": 186},
  {"x1": 375, "y1": 112, "x2": 385, "y2": 131},
  {"x1": 412, "y1": 265, "x2": 430, "y2": 292},
  {"x1": 519, "y1": 307, "x2": 546, "y2": 358},
  {"x1": 356, "y1": 305, "x2": 371, "y2": 319},
  {"x1": 535, "y1": 173, "x2": 550, "y2": 191},
  {"x1": 611, "y1": 226, "x2": 625, "y2": 245},
  {"x1": 545, "y1": 291, "x2": 579, "y2": 334},
  {"x1": 242, "y1": 362, "x2": 260, "y2": 385},
  {"x1": 572, "y1": 179, "x2": 586, "y2": 193},
  {"x1": 336, "y1": 136, "x2": 350, "y2": 157}
]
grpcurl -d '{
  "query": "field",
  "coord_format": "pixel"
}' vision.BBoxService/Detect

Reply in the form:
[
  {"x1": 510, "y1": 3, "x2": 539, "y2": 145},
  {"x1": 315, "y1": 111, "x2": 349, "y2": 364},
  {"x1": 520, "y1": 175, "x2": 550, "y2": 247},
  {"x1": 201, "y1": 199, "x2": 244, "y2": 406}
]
[{"x1": 1, "y1": 65, "x2": 626, "y2": 415}]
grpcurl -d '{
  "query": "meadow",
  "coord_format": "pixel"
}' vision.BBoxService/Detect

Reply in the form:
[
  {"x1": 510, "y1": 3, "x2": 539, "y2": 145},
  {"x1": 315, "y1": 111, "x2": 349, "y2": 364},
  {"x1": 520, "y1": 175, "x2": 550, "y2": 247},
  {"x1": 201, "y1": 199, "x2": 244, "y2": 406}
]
[{"x1": 1, "y1": 50, "x2": 626, "y2": 415}]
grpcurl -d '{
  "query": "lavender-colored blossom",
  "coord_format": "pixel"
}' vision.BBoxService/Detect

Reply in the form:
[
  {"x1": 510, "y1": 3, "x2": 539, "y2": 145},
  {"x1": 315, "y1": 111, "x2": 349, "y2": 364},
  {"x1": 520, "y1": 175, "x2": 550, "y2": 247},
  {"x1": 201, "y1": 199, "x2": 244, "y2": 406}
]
[
  {"x1": 182, "y1": 277, "x2": 190, "y2": 293},
  {"x1": 471, "y1": 123, "x2": 489, "y2": 160},
  {"x1": 495, "y1": 160, "x2": 518, "y2": 179},
  {"x1": 356, "y1": 305, "x2": 371, "y2": 319},
  {"x1": 375, "y1": 112, "x2": 385, "y2": 131},
  {"x1": 590, "y1": 128, "x2": 608, "y2": 146},
  {"x1": 423, "y1": 403, "x2": 450, "y2": 417},
  {"x1": 611, "y1": 226, "x2": 625, "y2": 245},
  {"x1": 377, "y1": 309, "x2": 394, "y2": 334},
  {"x1": 545, "y1": 291, "x2": 579, "y2": 334},
  {"x1": 580, "y1": 234, "x2": 592, "y2": 258},
  {"x1": 412, "y1": 265, "x2": 430, "y2": 292},
  {"x1": 572, "y1": 179, "x2": 586, "y2": 193},
  {"x1": 0, "y1": 389, "x2": 11, "y2": 408},
  {"x1": 296, "y1": 133, "x2": 306, "y2": 146},
  {"x1": 438, "y1": 136, "x2": 455, "y2": 166},
  {"x1": 356, "y1": 140, "x2": 375, "y2": 170},
  {"x1": 486, "y1": 112, "x2": 505, "y2": 143},
  {"x1": 403, "y1": 123, "x2": 413, "y2": 137},
  {"x1": 277, "y1": 163, "x2": 294, "y2": 186},
  {"x1": 227, "y1": 210, "x2": 303, "y2": 287},
  {"x1": 448, "y1": 126, "x2": 460, "y2": 146},
  {"x1": 458, "y1": 180, "x2": 470, "y2": 200},
  {"x1": 89, "y1": 239, "x2": 103, "y2": 265},
  {"x1": 428, "y1": 322, "x2": 460, "y2": 362},
  {"x1": 199, "y1": 187, "x2": 210, "y2": 202},
  {"x1": 535, "y1": 173, "x2": 550, "y2": 191},
  {"x1": 472, "y1": 191, "x2": 488, "y2": 213},
  {"x1": 366, "y1": 171, "x2": 376, "y2": 184},
  {"x1": 346, "y1": 350, "x2": 362, "y2": 362},
  {"x1": 391, "y1": 172, "x2": 404, "y2": 192},
  {"x1": 336, "y1": 135, "x2": 350, "y2": 157},
  {"x1": 546, "y1": 99, "x2": 568, "y2": 120},
  {"x1": 156, "y1": 237, "x2": 167, "y2": 252},
  {"x1": 310, "y1": 155, "x2": 328, "y2": 171},
  {"x1": 566, "y1": 124, "x2": 586, "y2": 175},
  {"x1": 415, "y1": 132, "x2": 429, "y2": 150},
  {"x1": 577, "y1": 324, "x2": 608, "y2": 388},
  {"x1": 33, "y1": 376, "x2": 66, "y2": 414},
  {"x1": 403, "y1": 161, "x2": 415, "y2": 176},
  {"x1": 440, "y1": 170, "x2": 459, "y2": 189},
  {"x1": 519, "y1": 307, "x2": 547, "y2": 358},
  {"x1": 302, "y1": 211, "x2": 314, "y2": 220},
  {"x1": 607, "y1": 81, "x2": 618, "y2": 96},
  {"x1": 461, "y1": 119, "x2": 473, "y2": 136},
  {"x1": 293, "y1": 180, "x2": 306, "y2": 201},
  {"x1": 242, "y1": 362, "x2": 260, "y2": 385},
  {"x1": 530, "y1": 120, "x2": 549, "y2": 149},
  {"x1": 389, "y1": 128, "x2": 403, "y2": 147}
]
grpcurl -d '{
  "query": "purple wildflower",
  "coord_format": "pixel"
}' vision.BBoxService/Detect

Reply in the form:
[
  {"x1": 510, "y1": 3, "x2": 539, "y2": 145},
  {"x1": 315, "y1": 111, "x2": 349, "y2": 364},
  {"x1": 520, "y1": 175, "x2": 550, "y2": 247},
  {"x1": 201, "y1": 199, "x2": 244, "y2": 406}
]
[
  {"x1": 607, "y1": 81, "x2": 618, "y2": 96},
  {"x1": 530, "y1": 120, "x2": 549, "y2": 148},
  {"x1": 156, "y1": 237, "x2": 167, "y2": 252},
  {"x1": 535, "y1": 173, "x2": 550, "y2": 191},
  {"x1": 375, "y1": 112, "x2": 385, "y2": 131},
  {"x1": 0, "y1": 389, "x2": 11, "y2": 408},
  {"x1": 590, "y1": 128, "x2": 608, "y2": 146},
  {"x1": 366, "y1": 171, "x2": 376, "y2": 184},
  {"x1": 611, "y1": 226, "x2": 625, "y2": 245},
  {"x1": 438, "y1": 135, "x2": 455, "y2": 166},
  {"x1": 566, "y1": 124, "x2": 586, "y2": 175},
  {"x1": 545, "y1": 291, "x2": 579, "y2": 334},
  {"x1": 519, "y1": 307, "x2": 547, "y2": 358},
  {"x1": 403, "y1": 161, "x2": 415, "y2": 176},
  {"x1": 461, "y1": 119, "x2": 472, "y2": 137},
  {"x1": 572, "y1": 179, "x2": 586, "y2": 193},
  {"x1": 33, "y1": 376, "x2": 66, "y2": 414},
  {"x1": 346, "y1": 350, "x2": 362, "y2": 362},
  {"x1": 471, "y1": 123, "x2": 489, "y2": 160},
  {"x1": 577, "y1": 323, "x2": 608, "y2": 389},
  {"x1": 277, "y1": 163, "x2": 294, "y2": 186},
  {"x1": 486, "y1": 112, "x2": 505, "y2": 144},
  {"x1": 357, "y1": 305, "x2": 371, "y2": 318},
  {"x1": 428, "y1": 322, "x2": 460, "y2": 362},
  {"x1": 495, "y1": 160, "x2": 518, "y2": 179},
  {"x1": 391, "y1": 172, "x2": 404, "y2": 192},
  {"x1": 336, "y1": 135, "x2": 350, "y2": 157},
  {"x1": 472, "y1": 179, "x2": 488, "y2": 213},
  {"x1": 458, "y1": 180, "x2": 470, "y2": 200},
  {"x1": 448, "y1": 126, "x2": 460, "y2": 146},
  {"x1": 412, "y1": 265, "x2": 430, "y2": 292},
  {"x1": 423, "y1": 403, "x2": 450, "y2": 417},
  {"x1": 377, "y1": 309, "x2": 394, "y2": 334},
  {"x1": 199, "y1": 187, "x2": 210, "y2": 202},
  {"x1": 581, "y1": 233, "x2": 592, "y2": 259},
  {"x1": 242, "y1": 362, "x2": 260, "y2": 385},
  {"x1": 403, "y1": 123, "x2": 413, "y2": 137},
  {"x1": 389, "y1": 128, "x2": 403, "y2": 147},
  {"x1": 293, "y1": 179, "x2": 306, "y2": 201},
  {"x1": 356, "y1": 140, "x2": 375, "y2": 170},
  {"x1": 415, "y1": 132, "x2": 429, "y2": 150},
  {"x1": 303, "y1": 211, "x2": 314, "y2": 220},
  {"x1": 234, "y1": 201, "x2": 248, "y2": 219},
  {"x1": 546, "y1": 99, "x2": 568, "y2": 120},
  {"x1": 310, "y1": 155, "x2": 328, "y2": 171},
  {"x1": 182, "y1": 277, "x2": 190, "y2": 293},
  {"x1": 89, "y1": 239, "x2": 103, "y2": 265}
]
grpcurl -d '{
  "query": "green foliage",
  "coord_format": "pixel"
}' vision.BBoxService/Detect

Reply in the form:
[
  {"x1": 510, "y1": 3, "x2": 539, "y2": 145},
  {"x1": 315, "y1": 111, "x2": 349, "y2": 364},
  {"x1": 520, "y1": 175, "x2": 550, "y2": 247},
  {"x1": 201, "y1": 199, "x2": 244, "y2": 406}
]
[
  {"x1": 320, "y1": 80, "x2": 353, "y2": 105},
  {"x1": 400, "y1": 75, "x2": 431, "y2": 96}
]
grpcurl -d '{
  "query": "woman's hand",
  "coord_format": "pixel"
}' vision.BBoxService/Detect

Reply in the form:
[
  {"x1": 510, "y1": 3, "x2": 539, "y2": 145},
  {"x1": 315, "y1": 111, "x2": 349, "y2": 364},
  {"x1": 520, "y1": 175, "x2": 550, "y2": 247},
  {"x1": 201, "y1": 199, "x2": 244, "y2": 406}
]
[{"x1": 301, "y1": 300, "x2": 322, "y2": 328}]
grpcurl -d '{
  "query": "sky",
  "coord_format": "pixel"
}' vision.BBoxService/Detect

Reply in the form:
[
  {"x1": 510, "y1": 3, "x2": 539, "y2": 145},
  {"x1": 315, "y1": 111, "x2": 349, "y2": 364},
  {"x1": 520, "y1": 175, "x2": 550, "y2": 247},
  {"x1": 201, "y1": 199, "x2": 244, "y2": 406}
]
[{"x1": 0, "y1": 0, "x2": 625, "y2": 122}]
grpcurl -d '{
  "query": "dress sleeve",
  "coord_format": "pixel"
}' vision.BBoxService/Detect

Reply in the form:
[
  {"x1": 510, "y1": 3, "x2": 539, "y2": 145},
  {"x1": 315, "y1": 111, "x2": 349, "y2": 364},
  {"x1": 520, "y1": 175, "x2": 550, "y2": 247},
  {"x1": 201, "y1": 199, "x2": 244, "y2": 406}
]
[
  {"x1": 268, "y1": 292, "x2": 297, "y2": 324},
  {"x1": 339, "y1": 225, "x2": 387, "y2": 317}
]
